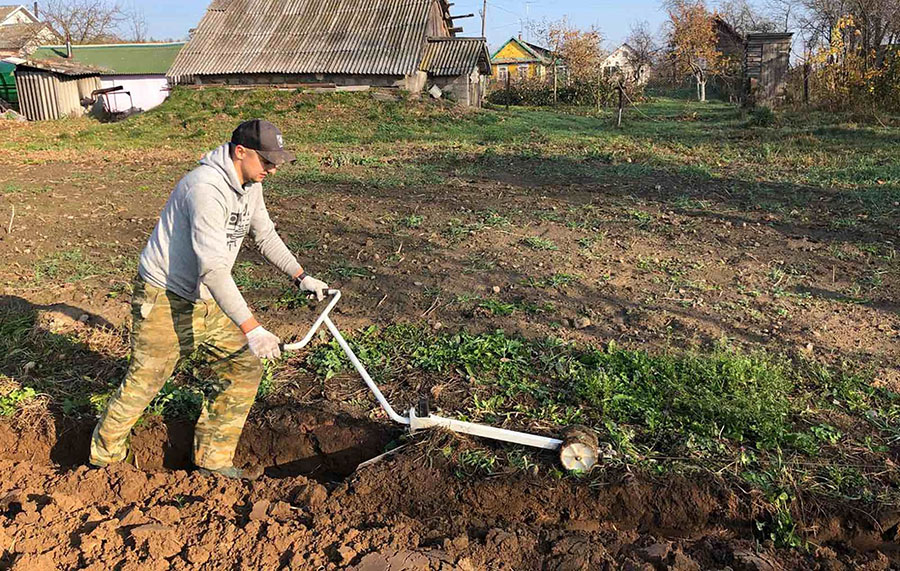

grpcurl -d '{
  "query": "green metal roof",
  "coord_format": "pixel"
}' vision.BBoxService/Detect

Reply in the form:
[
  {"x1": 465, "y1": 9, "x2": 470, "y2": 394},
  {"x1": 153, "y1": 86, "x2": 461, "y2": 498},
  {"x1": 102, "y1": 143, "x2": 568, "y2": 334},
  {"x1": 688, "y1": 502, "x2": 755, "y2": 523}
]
[{"x1": 29, "y1": 42, "x2": 185, "y2": 75}]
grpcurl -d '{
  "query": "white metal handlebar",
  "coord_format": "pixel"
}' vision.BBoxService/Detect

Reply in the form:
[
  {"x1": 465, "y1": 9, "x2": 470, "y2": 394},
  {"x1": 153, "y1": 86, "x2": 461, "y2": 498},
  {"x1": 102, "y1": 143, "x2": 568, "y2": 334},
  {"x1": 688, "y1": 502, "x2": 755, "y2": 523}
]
[
  {"x1": 279, "y1": 289, "x2": 410, "y2": 425},
  {"x1": 281, "y1": 289, "x2": 342, "y2": 352},
  {"x1": 278, "y1": 289, "x2": 572, "y2": 455}
]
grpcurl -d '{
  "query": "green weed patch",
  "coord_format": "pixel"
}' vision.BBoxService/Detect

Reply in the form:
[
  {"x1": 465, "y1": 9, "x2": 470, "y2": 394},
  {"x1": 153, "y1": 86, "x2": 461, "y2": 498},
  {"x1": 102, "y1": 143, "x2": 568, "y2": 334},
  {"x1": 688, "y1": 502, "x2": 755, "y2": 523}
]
[{"x1": 307, "y1": 324, "x2": 900, "y2": 504}]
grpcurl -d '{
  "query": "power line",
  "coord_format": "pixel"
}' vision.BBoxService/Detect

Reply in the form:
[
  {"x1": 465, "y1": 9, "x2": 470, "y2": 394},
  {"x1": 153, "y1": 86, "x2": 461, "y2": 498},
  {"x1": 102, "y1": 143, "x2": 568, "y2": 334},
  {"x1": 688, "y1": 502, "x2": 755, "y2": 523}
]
[{"x1": 485, "y1": 1, "x2": 520, "y2": 17}]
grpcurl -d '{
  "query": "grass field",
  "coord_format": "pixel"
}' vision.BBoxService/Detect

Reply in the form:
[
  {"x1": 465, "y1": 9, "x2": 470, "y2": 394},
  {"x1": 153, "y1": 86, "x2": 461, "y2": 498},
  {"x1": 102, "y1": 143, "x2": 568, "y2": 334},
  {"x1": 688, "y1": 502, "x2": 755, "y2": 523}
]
[{"x1": 0, "y1": 88, "x2": 898, "y2": 547}]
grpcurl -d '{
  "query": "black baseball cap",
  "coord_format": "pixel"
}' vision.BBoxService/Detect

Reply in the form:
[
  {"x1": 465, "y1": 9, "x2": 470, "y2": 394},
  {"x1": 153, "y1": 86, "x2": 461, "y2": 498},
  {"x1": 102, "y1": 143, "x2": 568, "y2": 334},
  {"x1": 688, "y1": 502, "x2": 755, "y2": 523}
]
[{"x1": 231, "y1": 119, "x2": 296, "y2": 166}]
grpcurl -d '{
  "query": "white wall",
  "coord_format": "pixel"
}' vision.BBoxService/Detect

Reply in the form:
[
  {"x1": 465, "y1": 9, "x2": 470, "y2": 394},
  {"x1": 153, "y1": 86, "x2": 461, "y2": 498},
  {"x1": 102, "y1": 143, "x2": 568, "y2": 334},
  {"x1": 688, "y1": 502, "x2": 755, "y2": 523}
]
[
  {"x1": 98, "y1": 75, "x2": 171, "y2": 113},
  {"x1": 601, "y1": 47, "x2": 650, "y2": 85},
  {"x1": 1, "y1": 9, "x2": 37, "y2": 26}
]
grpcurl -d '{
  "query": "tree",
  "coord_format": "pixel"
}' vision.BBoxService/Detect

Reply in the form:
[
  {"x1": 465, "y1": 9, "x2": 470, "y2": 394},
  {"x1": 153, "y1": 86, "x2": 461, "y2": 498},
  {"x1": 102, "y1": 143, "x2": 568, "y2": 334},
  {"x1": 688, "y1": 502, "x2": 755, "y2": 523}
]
[
  {"x1": 528, "y1": 18, "x2": 568, "y2": 103},
  {"x1": 667, "y1": 0, "x2": 723, "y2": 101},
  {"x1": 775, "y1": 0, "x2": 900, "y2": 110},
  {"x1": 528, "y1": 18, "x2": 605, "y2": 105},
  {"x1": 717, "y1": 0, "x2": 778, "y2": 35},
  {"x1": 555, "y1": 26, "x2": 605, "y2": 82},
  {"x1": 793, "y1": 0, "x2": 900, "y2": 68},
  {"x1": 125, "y1": 2, "x2": 148, "y2": 43},
  {"x1": 624, "y1": 21, "x2": 660, "y2": 84},
  {"x1": 43, "y1": 0, "x2": 126, "y2": 44},
  {"x1": 554, "y1": 23, "x2": 607, "y2": 110},
  {"x1": 523, "y1": 18, "x2": 611, "y2": 109},
  {"x1": 764, "y1": 0, "x2": 798, "y2": 33}
]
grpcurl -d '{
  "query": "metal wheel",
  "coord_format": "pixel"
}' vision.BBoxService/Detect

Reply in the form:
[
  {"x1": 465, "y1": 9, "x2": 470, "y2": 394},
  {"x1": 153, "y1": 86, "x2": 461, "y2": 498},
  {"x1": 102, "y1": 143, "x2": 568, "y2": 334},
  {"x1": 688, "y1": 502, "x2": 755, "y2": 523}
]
[{"x1": 559, "y1": 426, "x2": 599, "y2": 472}]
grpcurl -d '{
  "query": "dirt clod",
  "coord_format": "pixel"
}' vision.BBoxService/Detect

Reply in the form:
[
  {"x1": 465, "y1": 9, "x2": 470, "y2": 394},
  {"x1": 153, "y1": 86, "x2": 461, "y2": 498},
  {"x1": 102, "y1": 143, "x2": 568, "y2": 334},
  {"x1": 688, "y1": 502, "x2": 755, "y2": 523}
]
[
  {"x1": 130, "y1": 523, "x2": 182, "y2": 559},
  {"x1": 249, "y1": 499, "x2": 270, "y2": 521},
  {"x1": 184, "y1": 545, "x2": 211, "y2": 565},
  {"x1": 671, "y1": 550, "x2": 701, "y2": 571},
  {"x1": 0, "y1": 406, "x2": 894, "y2": 570},
  {"x1": 637, "y1": 541, "x2": 672, "y2": 564},
  {"x1": 732, "y1": 549, "x2": 778, "y2": 571}
]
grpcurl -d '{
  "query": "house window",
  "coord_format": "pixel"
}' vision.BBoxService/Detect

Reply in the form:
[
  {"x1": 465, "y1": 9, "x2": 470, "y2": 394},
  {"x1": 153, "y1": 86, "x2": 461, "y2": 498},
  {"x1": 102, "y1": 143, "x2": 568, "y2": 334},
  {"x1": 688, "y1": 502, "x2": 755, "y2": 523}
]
[
  {"x1": 498, "y1": 65, "x2": 508, "y2": 81},
  {"x1": 517, "y1": 64, "x2": 529, "y2": 79},
  {"x1": 603, "y1": 65, "x2": 622, "y2": 79}
]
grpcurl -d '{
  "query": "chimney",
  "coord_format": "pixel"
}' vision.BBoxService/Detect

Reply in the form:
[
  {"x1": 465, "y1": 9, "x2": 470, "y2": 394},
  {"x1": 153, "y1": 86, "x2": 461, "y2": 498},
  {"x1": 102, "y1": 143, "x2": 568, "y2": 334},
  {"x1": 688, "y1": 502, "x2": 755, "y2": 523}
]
[
  {"x1": 33, "y1": 2, "x2": 38, "y2": 18},
  {"x1": 65, "y1": 35, "x2": 72, "y2": 58}
]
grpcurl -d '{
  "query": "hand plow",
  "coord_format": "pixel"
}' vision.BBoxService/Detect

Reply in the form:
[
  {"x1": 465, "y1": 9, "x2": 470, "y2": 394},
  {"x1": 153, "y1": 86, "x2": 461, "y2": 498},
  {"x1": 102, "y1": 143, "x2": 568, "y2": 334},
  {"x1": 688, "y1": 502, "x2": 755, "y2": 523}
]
[{"x1": 282, "y1": 290, "x2": 600, "y2": 472}]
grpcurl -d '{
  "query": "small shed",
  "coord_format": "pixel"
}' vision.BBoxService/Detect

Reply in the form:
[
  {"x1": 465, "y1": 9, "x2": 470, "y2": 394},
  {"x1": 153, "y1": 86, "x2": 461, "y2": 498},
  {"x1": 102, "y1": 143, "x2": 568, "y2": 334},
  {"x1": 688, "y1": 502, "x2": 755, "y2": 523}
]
[
  {"x1": 30, "y1": 42, "x2": 184, "y2": 112},
  {"x1": 744, "y1": 33, "x2": 793, "y2": 106},
  {"x1": 11, "y1": 57, "x2": 101, "y2": 120},
  {"x1": 421, "y1": 37, "x2": 491, "y2": 106}
]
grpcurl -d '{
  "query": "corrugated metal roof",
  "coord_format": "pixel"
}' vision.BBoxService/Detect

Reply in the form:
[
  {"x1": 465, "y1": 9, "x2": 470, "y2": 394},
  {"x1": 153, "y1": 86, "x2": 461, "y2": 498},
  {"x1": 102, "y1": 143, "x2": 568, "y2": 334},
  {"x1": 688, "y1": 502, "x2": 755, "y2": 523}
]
[
  {"x1": 168, "y1": 0, "x2": 452, "y2": 80},
  {"x1": 421, "y1": 37, "x2": 490, "y2": 76},
  {"x1": 31, "y1": 42, "x2": 185, "y2": 75},
  {"x1": 16, "y1": 70, "x2": 101, "y2": 120},
  {"x1": 16, "y1": 57, "x2": 103, "y2": 76}
]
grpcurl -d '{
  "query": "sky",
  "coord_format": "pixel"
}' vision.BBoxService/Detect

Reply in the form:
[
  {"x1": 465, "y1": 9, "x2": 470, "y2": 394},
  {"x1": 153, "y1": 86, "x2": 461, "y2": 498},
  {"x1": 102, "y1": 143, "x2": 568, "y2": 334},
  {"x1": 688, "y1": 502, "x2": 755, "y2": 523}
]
[{"x1": 143, "y1": 0, "x2": 674, "y2": 51}]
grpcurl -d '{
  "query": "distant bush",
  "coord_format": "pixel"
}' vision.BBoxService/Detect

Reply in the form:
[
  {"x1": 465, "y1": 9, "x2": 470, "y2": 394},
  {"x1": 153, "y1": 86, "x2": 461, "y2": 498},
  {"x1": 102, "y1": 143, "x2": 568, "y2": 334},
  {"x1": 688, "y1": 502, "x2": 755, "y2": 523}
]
[
  {"x1": 487, "y1": 77, "x2": 625, "y2": 107},
  {"x1": 786, "y1": 17, "x2": 900, "y2": 113},
  {"x1": 745, "y1": 105, "x2": 775, "y2": 127}
]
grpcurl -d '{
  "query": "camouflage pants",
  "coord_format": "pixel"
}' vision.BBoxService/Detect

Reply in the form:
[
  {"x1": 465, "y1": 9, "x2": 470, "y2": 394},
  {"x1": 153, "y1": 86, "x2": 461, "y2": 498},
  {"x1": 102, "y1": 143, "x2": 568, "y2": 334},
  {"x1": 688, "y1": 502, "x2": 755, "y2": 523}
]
[{"x1": 90, "y1": 278, "x2": 263, "y2": 470}]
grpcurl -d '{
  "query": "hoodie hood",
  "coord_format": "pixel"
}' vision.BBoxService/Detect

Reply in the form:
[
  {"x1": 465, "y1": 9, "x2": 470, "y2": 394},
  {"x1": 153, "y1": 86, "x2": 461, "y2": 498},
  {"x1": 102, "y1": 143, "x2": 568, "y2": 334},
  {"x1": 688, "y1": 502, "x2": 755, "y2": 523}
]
[{"x1": 199, "y1": 143, "x2": 251, "y2": 195}]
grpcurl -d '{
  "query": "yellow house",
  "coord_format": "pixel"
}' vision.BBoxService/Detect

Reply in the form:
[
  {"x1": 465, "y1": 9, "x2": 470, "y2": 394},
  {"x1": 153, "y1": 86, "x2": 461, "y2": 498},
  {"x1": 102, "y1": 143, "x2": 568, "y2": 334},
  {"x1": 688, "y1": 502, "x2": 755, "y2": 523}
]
[{"x1": 490, "y1": 36, "x2": 555, "y2": 83}]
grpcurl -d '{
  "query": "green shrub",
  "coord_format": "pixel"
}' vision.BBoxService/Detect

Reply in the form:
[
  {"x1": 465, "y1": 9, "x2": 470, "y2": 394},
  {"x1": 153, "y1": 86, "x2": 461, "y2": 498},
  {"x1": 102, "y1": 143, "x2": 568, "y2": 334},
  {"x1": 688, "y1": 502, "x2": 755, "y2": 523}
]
[
  {"x1": 487, "y1": 77, "x2": 619, "y2": 107},
  {"x1": 746, "y1": 105, "x2": 776, "y2": 127}
]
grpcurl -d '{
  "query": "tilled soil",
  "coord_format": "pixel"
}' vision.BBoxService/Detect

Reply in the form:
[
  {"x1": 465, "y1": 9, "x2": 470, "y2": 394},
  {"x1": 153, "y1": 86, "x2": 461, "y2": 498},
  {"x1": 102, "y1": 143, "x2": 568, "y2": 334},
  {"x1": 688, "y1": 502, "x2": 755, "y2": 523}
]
[
  {"x1": 1, "y1": 158, "x2": 897, "y2": 386},
  {"x1": 1, "y1": 409, "x2": 898, "y2": 570},
  {"x1": 1, "y1": 105, "x2": 898, "y2": 570}
]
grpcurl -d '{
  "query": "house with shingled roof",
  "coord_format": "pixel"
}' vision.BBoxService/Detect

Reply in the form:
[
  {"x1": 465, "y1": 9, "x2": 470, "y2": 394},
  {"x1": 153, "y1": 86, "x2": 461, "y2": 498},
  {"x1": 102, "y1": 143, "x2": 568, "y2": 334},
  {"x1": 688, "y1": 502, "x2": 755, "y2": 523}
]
[
  {"x1": 0, "y1": 4, "x2": 58, "y2": 57},
  {"x1": 167, "y1": 0, "x2": 491, "y2": 106},
  {"x1": 489, "y1": 36, "x2": 562, "y2": 84}
]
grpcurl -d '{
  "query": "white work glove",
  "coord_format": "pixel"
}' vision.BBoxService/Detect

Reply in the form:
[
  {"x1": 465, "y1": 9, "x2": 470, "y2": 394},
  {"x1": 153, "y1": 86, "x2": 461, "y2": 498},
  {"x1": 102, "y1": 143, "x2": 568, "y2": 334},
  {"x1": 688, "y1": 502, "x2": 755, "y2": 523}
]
[
  {"x1": 296, "y1": 273, "x2": 329, "y2": 301},
  {"x1": 245, "y1": 326, "x2": 281, "y2": 360}
]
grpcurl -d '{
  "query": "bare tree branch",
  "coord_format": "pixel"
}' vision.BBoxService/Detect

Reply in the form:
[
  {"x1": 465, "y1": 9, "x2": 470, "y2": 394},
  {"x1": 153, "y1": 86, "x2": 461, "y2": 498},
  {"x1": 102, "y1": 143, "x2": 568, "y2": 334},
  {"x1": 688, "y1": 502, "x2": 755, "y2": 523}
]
[
  {"x1": 624, "y1": 21, "x2": 661, "y2": 83},
  {"x1": 124, "y1": 2, "x2": 148, "y2": 42},
  {"x1": 43, "y1": 0, "x2": 127, "y2": 44},
  {"x1": 717, "y1": 0, "x2": 779, "y2": 34}
]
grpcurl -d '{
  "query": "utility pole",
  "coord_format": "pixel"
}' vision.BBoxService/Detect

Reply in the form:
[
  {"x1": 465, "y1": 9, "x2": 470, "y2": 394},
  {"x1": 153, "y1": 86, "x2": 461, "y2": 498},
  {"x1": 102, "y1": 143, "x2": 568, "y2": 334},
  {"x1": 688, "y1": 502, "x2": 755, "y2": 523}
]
[
  {"x1": 524, "y1": 1, "x2": 534, "y2": 40},
  {"x1": 617, "y1": 81, "x2": 624, "y2": 127},
  {"x1": 506, "y1": 71, "x2": 510, "y2": 111},
  {"x1": 481, "y1": 0, "x2": 487, "y2": 37}
]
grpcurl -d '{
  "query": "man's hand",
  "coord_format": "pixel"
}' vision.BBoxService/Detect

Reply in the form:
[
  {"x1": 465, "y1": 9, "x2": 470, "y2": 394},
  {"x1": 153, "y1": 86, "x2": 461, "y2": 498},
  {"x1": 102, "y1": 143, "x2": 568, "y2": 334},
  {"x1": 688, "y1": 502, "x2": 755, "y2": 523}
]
[
  {"x1": 296, "y1": 274, "x2": 329, "y2": 301},
  {"x1": 245, "y1": 326, "x2": 281, "y2": 359}
]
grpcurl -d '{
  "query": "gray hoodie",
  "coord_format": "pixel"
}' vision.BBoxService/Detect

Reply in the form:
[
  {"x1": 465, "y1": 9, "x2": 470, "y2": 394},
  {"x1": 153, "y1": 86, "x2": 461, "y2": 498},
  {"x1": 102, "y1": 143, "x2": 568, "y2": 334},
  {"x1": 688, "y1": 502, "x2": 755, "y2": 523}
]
[{"x1": 138, "y1": 143, "x2": 301, "y2": 326}]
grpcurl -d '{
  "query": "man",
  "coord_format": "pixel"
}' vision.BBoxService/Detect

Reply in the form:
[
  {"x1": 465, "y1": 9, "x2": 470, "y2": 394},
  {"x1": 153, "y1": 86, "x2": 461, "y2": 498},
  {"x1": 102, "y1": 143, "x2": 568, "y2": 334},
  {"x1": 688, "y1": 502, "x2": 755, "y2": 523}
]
[{"x1": 90, "y1": 119, "x2": 327, "y2": 480}]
